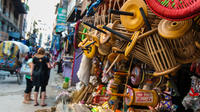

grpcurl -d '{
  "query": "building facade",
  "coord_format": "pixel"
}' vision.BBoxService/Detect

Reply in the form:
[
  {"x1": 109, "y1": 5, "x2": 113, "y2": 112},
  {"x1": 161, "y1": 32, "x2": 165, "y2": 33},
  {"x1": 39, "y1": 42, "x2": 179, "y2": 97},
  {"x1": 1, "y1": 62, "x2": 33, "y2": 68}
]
[{"x1": 0, "y1": 0, "x2": 28, "y2": 42}]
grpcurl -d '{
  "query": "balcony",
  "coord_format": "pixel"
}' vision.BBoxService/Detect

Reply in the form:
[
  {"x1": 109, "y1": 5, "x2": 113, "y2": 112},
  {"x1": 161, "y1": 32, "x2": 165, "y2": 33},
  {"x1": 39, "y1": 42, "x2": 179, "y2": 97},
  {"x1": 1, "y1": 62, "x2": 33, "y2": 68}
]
[
  {"x1": 12, "y1": 0, "x2": 27, "y2": 14},
  {"x1": 66, "y1": 0, "x2": 82, "y2": 22}
]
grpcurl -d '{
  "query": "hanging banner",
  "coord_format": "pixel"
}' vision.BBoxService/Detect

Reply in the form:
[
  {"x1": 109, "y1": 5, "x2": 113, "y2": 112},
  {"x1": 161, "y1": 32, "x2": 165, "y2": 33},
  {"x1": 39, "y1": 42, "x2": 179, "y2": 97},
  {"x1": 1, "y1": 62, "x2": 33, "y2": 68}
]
[
  {"x1": 56, "y1": 25, "x2": 66, "y2": 33},
  {"x1": 57, "y1": 8, "x2": 67, "y2": 24},
  {"x1": 56, "y1": 8, "x2": 67, "y2": 32}
]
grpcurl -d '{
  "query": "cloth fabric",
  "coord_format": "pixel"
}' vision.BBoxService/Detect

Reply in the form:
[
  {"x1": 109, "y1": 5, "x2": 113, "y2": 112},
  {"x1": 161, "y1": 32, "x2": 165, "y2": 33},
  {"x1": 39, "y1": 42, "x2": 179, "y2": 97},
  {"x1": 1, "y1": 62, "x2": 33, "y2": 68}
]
[
  {"x1": 44, "y1": 56, "x2": 50, "y2": 86},
  {"x1": 32, "y1": 56, "x2": 49, "y2": 87},
  {"x1": 34, "y1": 85, "x2": 46, "y2": 92},
  {"x1": 24, "y1": 78, "x2": 33, "y2": 93},
  {"x1": 77, "y1": 54, "x2": 91, "y2": 85}
]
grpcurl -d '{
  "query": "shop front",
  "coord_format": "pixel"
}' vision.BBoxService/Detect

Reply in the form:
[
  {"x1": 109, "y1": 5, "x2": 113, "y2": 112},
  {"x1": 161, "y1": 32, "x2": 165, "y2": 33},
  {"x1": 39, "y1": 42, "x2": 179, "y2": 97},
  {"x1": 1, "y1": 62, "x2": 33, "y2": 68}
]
[{"x1": 0, "y1": 31, "x2": 9, "y2": 42}]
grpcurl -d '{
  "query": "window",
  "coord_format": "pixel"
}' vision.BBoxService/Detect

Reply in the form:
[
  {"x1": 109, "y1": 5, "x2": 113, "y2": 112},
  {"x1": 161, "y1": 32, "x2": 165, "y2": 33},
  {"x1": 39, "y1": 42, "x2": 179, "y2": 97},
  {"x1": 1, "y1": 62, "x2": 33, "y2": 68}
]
[
  {"x1": 9, "y1": 3, "x2": 12, "y2": 18},
  {"x1": 3, "y1": 0, "x2": 7, "y2": 14},
  {"x1": 1, "y1": 22, "x2": 4, "y2": 31}
]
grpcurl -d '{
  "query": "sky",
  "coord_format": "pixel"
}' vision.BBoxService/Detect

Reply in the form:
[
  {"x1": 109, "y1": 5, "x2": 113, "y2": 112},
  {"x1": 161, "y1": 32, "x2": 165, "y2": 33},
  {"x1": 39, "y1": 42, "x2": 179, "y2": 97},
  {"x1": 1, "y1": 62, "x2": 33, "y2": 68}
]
[
  {"x1": 26, "y1": 0, "x2": 59, "y2": 35},
  {"x1": 25, "y1": 0, "x2": 59, "y2": 46}
]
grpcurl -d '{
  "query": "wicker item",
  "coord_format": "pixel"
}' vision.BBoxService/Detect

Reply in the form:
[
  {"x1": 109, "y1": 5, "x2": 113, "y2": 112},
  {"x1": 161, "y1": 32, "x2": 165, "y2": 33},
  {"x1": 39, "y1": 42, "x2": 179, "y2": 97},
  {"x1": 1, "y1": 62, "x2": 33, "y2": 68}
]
[
  {"x1": 131, "y1": 42, "x2": 153, "y2": 67},
  {"x1": 111, "y1": 14, "x2": 120, "y2": 23},
  {"x1": 147, "y1": 7, "x2": 161, "y2": 28},
  {"x1": 100, "y1": 23, "x2": 113, "y2": 44},
  {"x1": 112, "y1": 20, "x2": 133, "y2": 38},
  {"x1": 98, "y1": 43, "x2": 111, "y2": 56},
  {"x1": 143, "y1": 30, "x2": 181, "y2": 76},
  {"x1": 120, "y1": 0, "x2": 147, "y2": 31},
  {"x1": 146, "y1": 0, "x2": 200, "y2": 21},
  {"x1": 158, "y1": 19, "x2": 197, "y2": 64},
  {"x1": 158, "y1": 19, "x2": 193, "y2": 39}
]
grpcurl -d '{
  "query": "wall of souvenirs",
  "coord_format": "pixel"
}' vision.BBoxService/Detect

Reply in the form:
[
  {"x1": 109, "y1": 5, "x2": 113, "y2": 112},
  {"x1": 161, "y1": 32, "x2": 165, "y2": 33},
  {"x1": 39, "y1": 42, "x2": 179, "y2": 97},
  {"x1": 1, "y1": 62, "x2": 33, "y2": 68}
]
[{"x1": 58, "y1": 0, "x2": 200, "y2": 112}]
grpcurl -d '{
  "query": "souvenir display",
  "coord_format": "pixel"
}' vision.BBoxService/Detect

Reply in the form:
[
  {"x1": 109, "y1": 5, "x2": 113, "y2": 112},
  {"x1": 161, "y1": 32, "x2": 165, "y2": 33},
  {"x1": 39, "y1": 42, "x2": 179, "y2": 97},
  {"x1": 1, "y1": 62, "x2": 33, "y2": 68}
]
[
  {"x1": 158, "y1": 19, "x2": 199, "y2": 64},
  {"x1": 57, "y1": 0, "x2": 200, "y2": 111}
]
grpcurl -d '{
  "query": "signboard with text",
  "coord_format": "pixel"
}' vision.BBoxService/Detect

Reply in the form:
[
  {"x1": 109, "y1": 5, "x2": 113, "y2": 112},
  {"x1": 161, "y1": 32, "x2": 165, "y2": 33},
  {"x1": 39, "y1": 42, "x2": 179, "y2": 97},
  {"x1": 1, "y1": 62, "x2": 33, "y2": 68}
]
[
  {"x1": 56, "y1": 25, "x2": 66, "y2": 33},
  {"x1": 57, "y1": 8, "x2": 67, "y2": 24},
  {"x1": 56, "y1": 8, "x2": 67, "y2": 32}
]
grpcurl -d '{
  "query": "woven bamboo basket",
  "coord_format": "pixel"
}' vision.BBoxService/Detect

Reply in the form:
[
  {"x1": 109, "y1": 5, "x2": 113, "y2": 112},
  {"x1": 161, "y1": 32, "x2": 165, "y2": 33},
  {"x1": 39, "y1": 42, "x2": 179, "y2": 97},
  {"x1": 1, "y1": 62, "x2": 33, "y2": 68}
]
[
  {"x1": 131, "y1": 42, "x2": 153, "y2": 67},
  {"x1": 147, "y1": 7, "x2": 161, "y2": 28},
  {"x1": 112, "y1": 20, "x2": 134, "y2": 39},
  {"x1": 111, "y1": 14, "x2": 120, "y2": 23},
  {"x1": 100, "y1": 22, "x2": 129, "y2": 48},
  {"x1": 94, "y1": 0, "x2": 127, "y2": 25},
  {"x1": 107, "y1": 0, "x2": 127, "y2": 23},
  {"x1": 168, "y1": 32, "x2": 197, "y2": 64},
  {"x1": 110, "y1": 39, "x2": 127, "y2": 50},
  {"x1": 98, "y1": 43, "x2": 112, "y2": 56},
  {"x1": 158, "y1": 19, "x2": 197, "y2": 64},
  {"x1": 143, "y1": 30, "x2": 181, "y2": 76}
]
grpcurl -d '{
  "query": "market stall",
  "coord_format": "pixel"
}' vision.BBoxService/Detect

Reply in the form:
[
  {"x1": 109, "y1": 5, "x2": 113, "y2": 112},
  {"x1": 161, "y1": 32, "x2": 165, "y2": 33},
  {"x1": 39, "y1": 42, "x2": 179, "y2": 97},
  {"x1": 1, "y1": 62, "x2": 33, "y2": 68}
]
[{"x1": 56, "y1": 0, "x2": 200, "y2": 112}]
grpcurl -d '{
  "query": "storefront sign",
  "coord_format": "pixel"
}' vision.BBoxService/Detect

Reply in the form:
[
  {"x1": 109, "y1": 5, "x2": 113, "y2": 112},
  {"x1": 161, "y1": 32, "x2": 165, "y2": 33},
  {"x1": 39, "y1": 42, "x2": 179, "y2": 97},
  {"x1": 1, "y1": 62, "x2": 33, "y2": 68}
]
[
  {"x1": 56, "y1": 25, "x2": 66, "y2": 33},
  {"x1": 57, "y1": 8, "x2": 67, "y2": 24},
  {"x1": 0, "y1": 31, "x2": 9, "y2": 41}
]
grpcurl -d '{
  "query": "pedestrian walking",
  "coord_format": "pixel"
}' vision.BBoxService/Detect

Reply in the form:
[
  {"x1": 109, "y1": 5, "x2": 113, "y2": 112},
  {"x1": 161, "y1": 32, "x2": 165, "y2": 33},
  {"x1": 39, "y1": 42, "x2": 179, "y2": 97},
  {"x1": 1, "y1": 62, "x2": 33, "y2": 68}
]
[
  {"x1": 45, "y1": 52, "x2": 52, "y2": 86},
  {"x1": 39, "y1": 52, "x2": 52, "y2": 99},
  {"x1": 31, "y1": 48, "x2": 51, "y2": 106},
  {"x1": 23, "y1": 53, "x2": 33, "y2": 104}
]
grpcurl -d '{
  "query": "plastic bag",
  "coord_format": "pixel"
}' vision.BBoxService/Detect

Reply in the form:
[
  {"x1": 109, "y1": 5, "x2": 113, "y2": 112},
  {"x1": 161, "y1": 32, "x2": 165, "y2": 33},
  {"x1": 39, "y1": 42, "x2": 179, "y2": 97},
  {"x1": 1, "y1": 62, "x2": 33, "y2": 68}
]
[
  {"x1": 77, "y1": 54, "x2": 91, "y2": 85},
  {"x1": 182, "y1": 76, "x2": 200, "y2": 111},
  {"x1": 20, "y1": 63, "x2": 31, "y2": 75}
]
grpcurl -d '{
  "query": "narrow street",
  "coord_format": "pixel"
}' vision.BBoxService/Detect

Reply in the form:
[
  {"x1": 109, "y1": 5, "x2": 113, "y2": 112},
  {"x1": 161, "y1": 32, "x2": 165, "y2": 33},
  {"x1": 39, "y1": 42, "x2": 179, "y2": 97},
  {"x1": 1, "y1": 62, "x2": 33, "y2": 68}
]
[{"x1": 0, "y1": 68, "x2": 64, "y2": 112}]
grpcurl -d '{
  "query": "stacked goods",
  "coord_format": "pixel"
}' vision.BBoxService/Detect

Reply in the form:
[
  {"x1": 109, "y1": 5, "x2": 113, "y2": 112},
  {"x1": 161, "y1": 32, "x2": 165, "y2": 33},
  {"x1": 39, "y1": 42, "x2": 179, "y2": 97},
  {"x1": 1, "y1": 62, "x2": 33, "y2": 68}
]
[{"x1": 72, "y1": 0, "x2": 200, "y2": 111}]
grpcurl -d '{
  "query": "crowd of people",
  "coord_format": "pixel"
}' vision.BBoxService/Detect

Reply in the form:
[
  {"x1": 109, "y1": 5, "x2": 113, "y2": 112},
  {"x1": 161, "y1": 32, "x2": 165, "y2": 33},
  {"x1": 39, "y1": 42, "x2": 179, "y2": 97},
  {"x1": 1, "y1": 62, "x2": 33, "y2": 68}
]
[{"x1": 23, "y1": 47, "x2": 53, "y2": 107}]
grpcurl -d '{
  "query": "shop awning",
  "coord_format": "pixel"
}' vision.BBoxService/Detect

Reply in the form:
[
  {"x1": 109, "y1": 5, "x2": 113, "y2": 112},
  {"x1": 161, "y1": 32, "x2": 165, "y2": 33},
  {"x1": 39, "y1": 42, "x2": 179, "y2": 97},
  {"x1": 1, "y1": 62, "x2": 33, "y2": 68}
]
[{"x1": 66, "y1": 8, "x2": 81, "y2": 22}]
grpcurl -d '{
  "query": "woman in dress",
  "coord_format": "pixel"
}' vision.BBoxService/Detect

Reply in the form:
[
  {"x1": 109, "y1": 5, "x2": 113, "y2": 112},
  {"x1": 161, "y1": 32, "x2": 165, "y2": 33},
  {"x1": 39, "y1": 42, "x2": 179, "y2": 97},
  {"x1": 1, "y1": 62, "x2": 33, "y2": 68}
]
[{"x1": 31, "y1": 48, "x2": 51, "y2": 106}]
